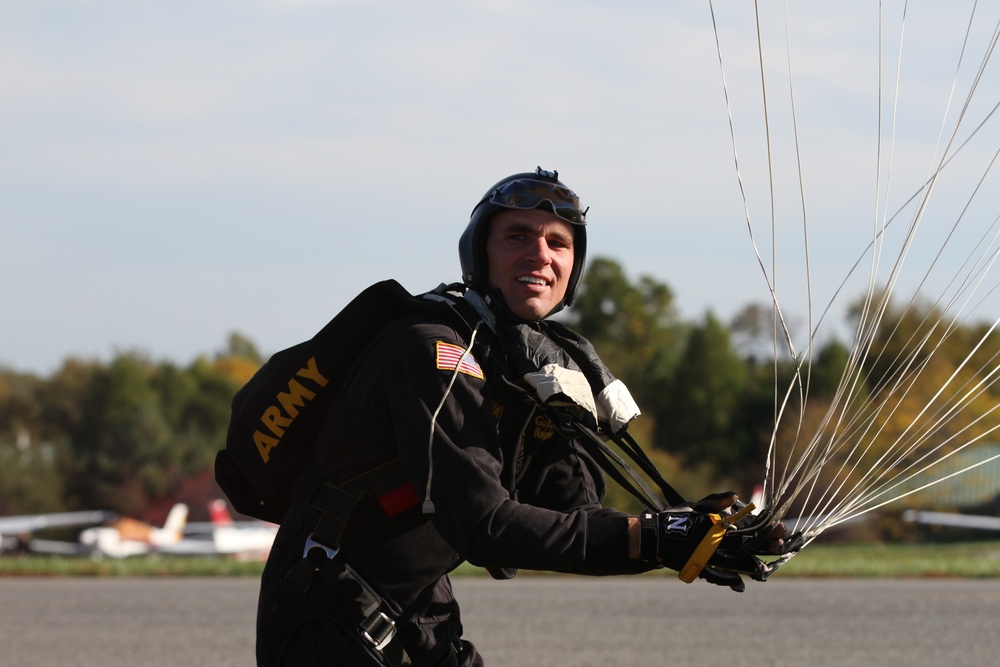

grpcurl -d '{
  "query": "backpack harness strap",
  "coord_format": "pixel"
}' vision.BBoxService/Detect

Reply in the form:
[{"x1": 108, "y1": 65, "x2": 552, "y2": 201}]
[
  {"x1": 307, "y1": 459, "x2": 415, "y2": 553},
  {"x1": 283, "y1": 460, "x2": 417, "y2": 665},
  {"x1": 281, "y1": 550, "x2": 408, "y2": 664}
]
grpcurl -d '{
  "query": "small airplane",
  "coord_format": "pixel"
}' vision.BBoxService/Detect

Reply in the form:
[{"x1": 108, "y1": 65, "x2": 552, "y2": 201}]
[
  {"x1": 167, "y1": 499, "x2": 277, "y2": 559},
  {"x1": 78, "y1": 503, "x2": 191, "y2": 558},
  {"x1": 0, "y1": 510, "x2": 116, "y2": 553},
  {"x1": 6, "y1": 500, "x2": 277, "y2": 559}
]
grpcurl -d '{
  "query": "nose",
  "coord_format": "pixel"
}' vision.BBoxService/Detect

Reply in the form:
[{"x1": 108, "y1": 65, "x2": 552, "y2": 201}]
[{"x1": 525, "y1": 237, "x2": 552, "y2": 265}]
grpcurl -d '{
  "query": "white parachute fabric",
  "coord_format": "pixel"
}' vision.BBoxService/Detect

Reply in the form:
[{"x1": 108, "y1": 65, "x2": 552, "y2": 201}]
[{"x1": 708, "y1": 1, "x2": 1000, "y2": 566}]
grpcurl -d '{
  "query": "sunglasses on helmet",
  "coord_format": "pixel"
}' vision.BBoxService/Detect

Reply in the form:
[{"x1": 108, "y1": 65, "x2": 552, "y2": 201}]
[{"x1": 488, "y1": 178, "x2": 588, "y2": 225}]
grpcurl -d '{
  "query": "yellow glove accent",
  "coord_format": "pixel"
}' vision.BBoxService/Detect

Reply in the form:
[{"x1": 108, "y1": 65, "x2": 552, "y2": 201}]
[{"x1": 678, "y1": 502, "x2": 757, "y2": 583}]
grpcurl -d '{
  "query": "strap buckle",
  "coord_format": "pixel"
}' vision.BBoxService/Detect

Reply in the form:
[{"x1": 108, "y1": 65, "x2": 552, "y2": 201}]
[
  {"x1": 359, "y1": 610, "x2": 397, "y2": 652},
  {"x1": 302, "y1": 534, "x2": 339, "y2": 560}
]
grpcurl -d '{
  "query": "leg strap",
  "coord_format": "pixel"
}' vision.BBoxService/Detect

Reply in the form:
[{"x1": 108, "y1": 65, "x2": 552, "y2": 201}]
[
  {"x1": 283, "y1": 549, "x2": 407, "y2": 666},
  {"x1": 280, "y1": 460, "x2": 417, "y2": 665}
]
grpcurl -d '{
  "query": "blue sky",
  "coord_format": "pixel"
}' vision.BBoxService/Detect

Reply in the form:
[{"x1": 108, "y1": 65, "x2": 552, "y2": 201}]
[{"x1": 2, "y1": 1, "x2": 998, "y2": 375}]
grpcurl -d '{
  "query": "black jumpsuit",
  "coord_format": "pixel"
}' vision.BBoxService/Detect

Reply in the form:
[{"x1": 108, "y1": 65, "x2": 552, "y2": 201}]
[{"x1": 256, "y1": 309, "x2": 650, "y2": 666}]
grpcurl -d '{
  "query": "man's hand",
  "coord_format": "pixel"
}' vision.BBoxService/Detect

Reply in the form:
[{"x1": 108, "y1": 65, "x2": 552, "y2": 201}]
[
  {"x1": 638, "y1": 492, "x2": 787, "y2": 592},
  {"x1": 693, "y1": 491, "x2": 787, "y2": 555}
]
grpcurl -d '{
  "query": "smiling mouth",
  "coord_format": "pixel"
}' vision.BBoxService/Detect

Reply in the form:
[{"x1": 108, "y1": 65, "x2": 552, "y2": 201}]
[{"x1": 517, "y1": 276, "x2": 549, "y2": 286}]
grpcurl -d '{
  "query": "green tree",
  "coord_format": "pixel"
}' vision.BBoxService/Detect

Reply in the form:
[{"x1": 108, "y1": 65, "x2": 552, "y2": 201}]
[
  {"x1": 810, "y1": 339, "x2": 851, "y2": 397},
  {"x1": 0, "y1": 369, "x2": 67, "y2": 514},
  {"x1": 663, "y1": 312, "x2": 751, "y2": 474},
  {"x1": 221, "y1": 331, "x2": 264, "y2": 365},
  {"x1": 152, "y1": 360, "x2": 226, "y2": 473},
  {"x1": 2, "y1": 340, "x2": 252, "y2": 520},
  {"x1": 51, "y1": 354, "x2": 174, "y2": 515},
  {"x1": 566, "y1": 257, "x2": 683, "y2": 437},
  {"x1": 213, "y1": 332, "x2": 263, "y2": 388},
  {"x1": 0, "y1": 439, "x2": 67, "y2": 515}
]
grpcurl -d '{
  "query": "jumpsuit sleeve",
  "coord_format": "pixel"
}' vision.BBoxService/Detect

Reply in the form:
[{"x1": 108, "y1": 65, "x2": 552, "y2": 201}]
[{"x1": 378, "y1": 321, "x2": 648, "y2": 576}]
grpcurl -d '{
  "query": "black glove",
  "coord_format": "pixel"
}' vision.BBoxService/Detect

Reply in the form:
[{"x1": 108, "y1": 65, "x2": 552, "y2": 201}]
[
  {"x1": 693, "y1": 491, "x2": 788, "y2": 556},
  {"x1": 639, "y1": 495, "x2": 774, "y2": 592},
  {"x1": 699, "y1": 563, "x2": 748, "y2": 593},
  {"x1": 691, "y1": 491, "x2": 742, "y2": 514}
]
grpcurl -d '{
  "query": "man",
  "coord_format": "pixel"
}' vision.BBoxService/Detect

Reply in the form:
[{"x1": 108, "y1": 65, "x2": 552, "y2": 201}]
[{"x1": 254, "y1": 168, "x2": 782, "y2": 666}]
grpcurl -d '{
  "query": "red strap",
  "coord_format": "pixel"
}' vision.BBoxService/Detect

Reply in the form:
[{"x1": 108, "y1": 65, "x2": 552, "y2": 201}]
[{"x1": 375, "y1": 482, "x2": 420, "y2": 517}]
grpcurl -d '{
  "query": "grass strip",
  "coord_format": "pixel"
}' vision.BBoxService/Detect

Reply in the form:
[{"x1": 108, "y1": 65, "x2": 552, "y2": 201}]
[{"x1": 2, "y1": 542, "x2": 998, "y2": 578}]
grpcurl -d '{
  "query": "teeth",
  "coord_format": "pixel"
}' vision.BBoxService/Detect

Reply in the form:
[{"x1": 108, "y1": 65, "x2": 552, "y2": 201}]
[{"x1": 518, "y1": 276, "x2": 547, "y2": 285}]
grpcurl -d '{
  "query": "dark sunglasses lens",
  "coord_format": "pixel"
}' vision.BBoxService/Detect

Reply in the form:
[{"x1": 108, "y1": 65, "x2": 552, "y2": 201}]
[
  {"x1": 492, "y1": 180, "x2": 586, "y2": 224},
  {"x1": 554, "y1": 206, "x2": 584, "y2": 224}
]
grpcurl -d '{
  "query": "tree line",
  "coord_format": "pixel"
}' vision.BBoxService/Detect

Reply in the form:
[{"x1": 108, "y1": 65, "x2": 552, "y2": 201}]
[{"x1": 2, "y1": 256, "x2": 997, "y2": 522}]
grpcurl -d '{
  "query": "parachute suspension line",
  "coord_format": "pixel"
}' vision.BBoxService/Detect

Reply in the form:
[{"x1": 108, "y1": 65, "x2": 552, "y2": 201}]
[
  {"x1": 752, "y1": 1, "x2": 783, "y2": 437},
  {"x1": 808, "y1": 7, "x2": 1000, "y2": 343},
  {"x1": 781, "y1": 0, "x2": 815, "y2": 400},
  {"x1": 762, "y1": 2, "x2": 823, "y2": 514},
  {"x1": 827, "y1": 3, "x2": 983, "y2": 477},
  {"x1": 756, "y1": 2, "x2": 915, "y2": 537},
  {"x1": 827, "y1": 241, "x2": 1000, "y2": 527},
  {"x1": 883, "y1": 2, "x2": 1000, "y2": 325},
  {"x1": 852, "y1": 3, "x2": 924, "y2": 454},
  {"x1": 785, "y1": 304, "x2": 1000, "y2": 538},
  {"x1": 709, "y1": 0, "x2": 809, "y2": 512},
  {"x1": 777, "y1": 294, "x2": 1000, "y2": 539},
  {"x1": 858, "y1": 1, "x2": 903, "y2": 395},
  {"x1": 805, "y1": 396, "x2": 1000, "y2": 533},
  {"x1": 810, "y1": 90, "x2": 1000, "y2": 342},
  {"x1": 704, "y1": 1, "x2": 1000, "y2": 568},
  {"x1": 708, "y1": 0, "x2": 800, "y2": 364},
  {"x1": 869, "y1": 4, "x2": 992, "y2": 511},
  {"x1": 752, "y1": 1, "x2": 803, "y2": 374},
  {"x1": 842, "y1": 11, "x2": 1000, "y2": 450},
  {"x1": 876, "y1": 1, "x2": 998, "y2": 322},
  {"x1": 709, "y1": 0, "x2": 780, "y2": 506},
  {"x1": 818, "y1": 6, "x2": 1000, "y2": 534},
  {"x1": 875, "y1": 0, "x2": 907, "y2": 244}
]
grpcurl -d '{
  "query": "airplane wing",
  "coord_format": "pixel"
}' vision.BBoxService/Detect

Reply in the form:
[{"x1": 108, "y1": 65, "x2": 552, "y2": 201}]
[
  {"x1": 0, "y1": 510, "x2": 115, "y2": 536},
  {"x1": 902, "y1": 510, "x2": 1000, "y2": 531},
  {"x1": 158, "y1": 525, "x2": 278, "y2": 557},
  {"x1": 184, "y1": 520, "x2": 269, "y2": 536},
  {"x1": 155, "y1": 538, "x2": 229, "y2": 555},
  {"x1": 24, "y1": 537, "x2": 92, "y2": 556},
  {"x1": 1, "y1": 510, "x2": 115, "y2": 553}
]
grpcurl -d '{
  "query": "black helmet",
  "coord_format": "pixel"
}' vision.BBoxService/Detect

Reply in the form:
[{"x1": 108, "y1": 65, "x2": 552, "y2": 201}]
[{"x1": 458, "y1": 167, "x2": 588, "y2": 314}]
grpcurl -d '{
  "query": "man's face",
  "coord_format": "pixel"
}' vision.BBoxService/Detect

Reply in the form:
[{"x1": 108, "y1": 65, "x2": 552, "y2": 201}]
[{"x1": 485, "y1": 208, "x2": 575, "y2": 320}]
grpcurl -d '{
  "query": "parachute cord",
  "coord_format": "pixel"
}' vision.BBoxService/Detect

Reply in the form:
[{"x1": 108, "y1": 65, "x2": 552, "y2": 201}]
[
  {"x1": 422, "y1": 321, "x2": 483, "y2": 514},
  {"x1": 710, "y1": 0, "x2": 805, "y2": 508},
  {"x1": 710, "y1": 2, "x2": 1000, "y2": 550}
]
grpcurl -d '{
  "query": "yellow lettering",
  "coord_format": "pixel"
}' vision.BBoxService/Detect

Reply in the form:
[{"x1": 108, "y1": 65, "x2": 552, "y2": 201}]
[
  {"x1": 296, "y1": 356, "x2": 329, "y2": 387},
  {"x1": 254, "y1": 430, "x2": 279, "y2": 463},
  {"x1": 251, "y1": 360, "x2": 329, "y2": 465},
  {"x1": 277, "y1": 379, "x2": 316, "y2": 419},
  {"x1": 533, "y1": 415, "x2": 554, "y2": 441},
  {"x1": 261, "y1": 406, "x2": 292, "y2": 438},
  {"x1": 533, "y1": 426, "x2": 554, "y2": 441}
]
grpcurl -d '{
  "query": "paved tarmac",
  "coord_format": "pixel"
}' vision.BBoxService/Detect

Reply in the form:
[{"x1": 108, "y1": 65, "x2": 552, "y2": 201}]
[{"x1": 1, "y1": 575, "x2": 998, "y2": 666}]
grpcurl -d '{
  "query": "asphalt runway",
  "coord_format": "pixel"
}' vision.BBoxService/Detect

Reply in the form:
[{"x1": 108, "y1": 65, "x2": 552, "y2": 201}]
[{"x1": 2, "y1": 575, "x2": 998, "y2": 666}]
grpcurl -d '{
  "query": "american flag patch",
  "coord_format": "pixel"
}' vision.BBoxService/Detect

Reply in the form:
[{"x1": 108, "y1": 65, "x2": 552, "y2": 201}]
[{"x1": 436, "y1": 341, "x2": 485, "y2": 379}]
